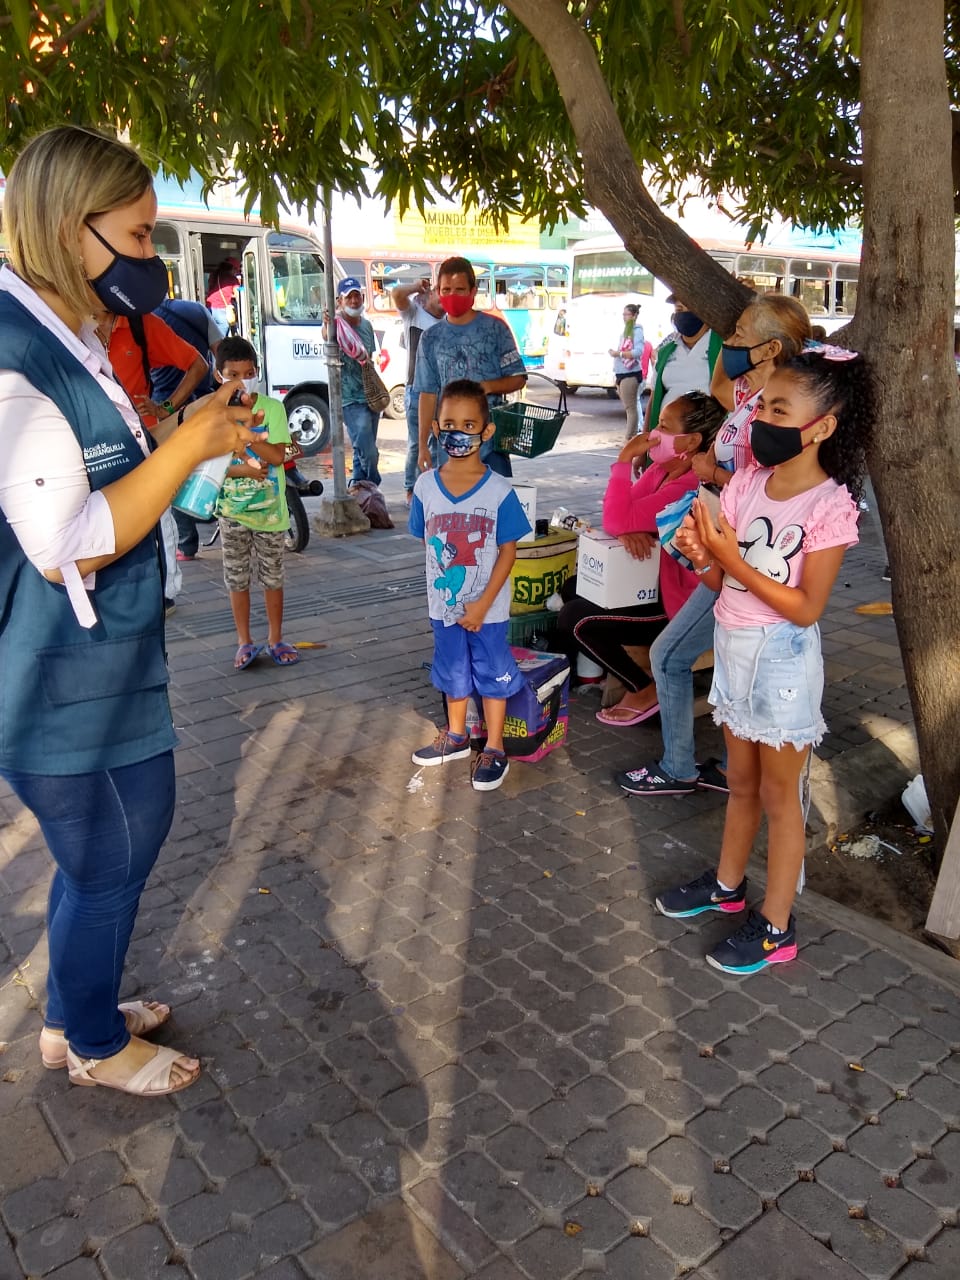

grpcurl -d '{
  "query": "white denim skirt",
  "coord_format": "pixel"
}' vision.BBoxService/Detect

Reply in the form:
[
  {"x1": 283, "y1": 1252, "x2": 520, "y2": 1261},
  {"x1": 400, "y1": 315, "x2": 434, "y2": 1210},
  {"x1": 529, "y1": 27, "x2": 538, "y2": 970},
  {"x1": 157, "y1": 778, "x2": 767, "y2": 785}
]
[{"x1": 710, "y1": 620, "x2": 826, "y2": 749}]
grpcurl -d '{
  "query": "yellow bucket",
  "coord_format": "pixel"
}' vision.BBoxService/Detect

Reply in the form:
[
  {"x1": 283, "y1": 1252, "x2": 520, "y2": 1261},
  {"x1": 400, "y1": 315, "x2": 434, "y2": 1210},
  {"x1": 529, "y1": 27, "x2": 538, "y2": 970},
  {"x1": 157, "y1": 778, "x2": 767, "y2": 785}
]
[{"x1": 509, "y1": 532, "x2": 578, "y2": 615}]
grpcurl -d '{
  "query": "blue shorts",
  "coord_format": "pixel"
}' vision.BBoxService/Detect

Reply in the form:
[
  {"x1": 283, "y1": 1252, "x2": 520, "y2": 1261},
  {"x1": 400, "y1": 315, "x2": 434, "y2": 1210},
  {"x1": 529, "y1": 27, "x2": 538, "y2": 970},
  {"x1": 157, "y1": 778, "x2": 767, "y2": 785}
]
[
  {"x1": 430, "y1": 620, "x2": 526, "y2": 701},
  {"x1": 709, "y1": 621, "x2": 826, "y2": 750}
]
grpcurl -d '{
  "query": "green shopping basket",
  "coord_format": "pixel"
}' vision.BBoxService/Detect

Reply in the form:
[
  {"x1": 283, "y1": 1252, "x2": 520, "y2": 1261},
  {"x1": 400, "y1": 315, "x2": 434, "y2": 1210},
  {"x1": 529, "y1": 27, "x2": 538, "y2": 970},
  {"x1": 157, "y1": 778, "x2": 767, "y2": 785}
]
[{"x1": 490, "y1": 381, "x2": 569, "y2": 459}]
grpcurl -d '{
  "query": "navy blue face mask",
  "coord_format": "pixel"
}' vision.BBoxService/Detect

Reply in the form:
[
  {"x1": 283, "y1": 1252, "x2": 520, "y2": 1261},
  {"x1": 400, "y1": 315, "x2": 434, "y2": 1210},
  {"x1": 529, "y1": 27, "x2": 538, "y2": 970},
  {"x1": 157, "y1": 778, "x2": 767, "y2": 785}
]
[
  {"x1": 86, "y1": 223, "x2": 169, "y2": 316},
  {"x1": 673, "y1": 310, "x2": 705, "y2": 338},
  {"x1": 720, "y1": 340, "x2": 768, "y2": 380}
]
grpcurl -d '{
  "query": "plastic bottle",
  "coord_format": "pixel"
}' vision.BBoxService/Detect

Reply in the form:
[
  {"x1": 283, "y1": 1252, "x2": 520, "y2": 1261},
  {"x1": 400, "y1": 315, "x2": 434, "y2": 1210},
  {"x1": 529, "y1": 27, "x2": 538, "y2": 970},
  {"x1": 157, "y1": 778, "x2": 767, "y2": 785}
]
[{"x1": 171, "y1": 388, "x2": 243, "y2": 520}]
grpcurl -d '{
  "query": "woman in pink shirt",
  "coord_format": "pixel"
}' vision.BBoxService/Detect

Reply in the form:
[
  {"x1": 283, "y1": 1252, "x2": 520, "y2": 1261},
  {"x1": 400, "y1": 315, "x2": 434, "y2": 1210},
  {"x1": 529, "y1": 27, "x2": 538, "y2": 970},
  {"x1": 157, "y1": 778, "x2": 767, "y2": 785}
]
[
  {"x1": 556, "y1": 391, "x2": 726, "y2": 724},
  {"x1": 656, "y1": 349, "x2": 876, "y2": 976}
]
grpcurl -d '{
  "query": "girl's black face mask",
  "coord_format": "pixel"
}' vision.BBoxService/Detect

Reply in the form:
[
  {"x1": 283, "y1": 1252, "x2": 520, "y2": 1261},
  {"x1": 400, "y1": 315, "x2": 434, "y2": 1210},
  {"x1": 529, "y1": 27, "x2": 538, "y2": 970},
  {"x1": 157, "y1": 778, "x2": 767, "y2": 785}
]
[{"x1": 750, "y1": 416, "x2": 822, "y2": 467}]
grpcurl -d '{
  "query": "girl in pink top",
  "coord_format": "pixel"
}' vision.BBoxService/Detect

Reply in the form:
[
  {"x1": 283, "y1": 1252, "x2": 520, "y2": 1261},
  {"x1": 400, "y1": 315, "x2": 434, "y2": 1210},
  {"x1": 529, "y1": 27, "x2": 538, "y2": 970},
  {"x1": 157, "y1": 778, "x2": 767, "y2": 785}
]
[
  {"x1": 556, "y1": 391, "x2": 726, "y2": 725},
  {"x1": 657, "y1": 349, "x2": 876, "y2": 975}
]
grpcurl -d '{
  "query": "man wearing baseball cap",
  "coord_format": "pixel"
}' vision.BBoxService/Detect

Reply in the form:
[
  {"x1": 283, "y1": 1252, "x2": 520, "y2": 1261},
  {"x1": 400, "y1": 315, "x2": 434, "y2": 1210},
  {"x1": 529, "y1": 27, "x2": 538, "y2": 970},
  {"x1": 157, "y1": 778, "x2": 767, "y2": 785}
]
[{"x1": 322, "y1": 278, "x2": 381, "y2": 485}]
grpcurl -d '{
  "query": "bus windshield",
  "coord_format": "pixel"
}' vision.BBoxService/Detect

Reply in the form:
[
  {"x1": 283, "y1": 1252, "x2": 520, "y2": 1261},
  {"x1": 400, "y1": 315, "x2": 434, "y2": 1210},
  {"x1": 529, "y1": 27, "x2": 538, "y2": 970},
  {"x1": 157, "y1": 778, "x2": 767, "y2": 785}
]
[
  {"x1": 268, "y1": 232, "x2": 326, "y2": 322},
  {"x1": 571, "y1": 250, "x2": 655, "y2": 298}
]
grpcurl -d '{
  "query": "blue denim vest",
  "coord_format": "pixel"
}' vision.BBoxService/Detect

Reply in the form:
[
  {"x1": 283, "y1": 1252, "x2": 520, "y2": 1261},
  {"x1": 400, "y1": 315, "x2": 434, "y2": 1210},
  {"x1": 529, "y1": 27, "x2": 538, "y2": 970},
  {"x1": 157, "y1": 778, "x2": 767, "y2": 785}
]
[{"x1": 0, "y1": 293, "x2": 176, "y2": 774}]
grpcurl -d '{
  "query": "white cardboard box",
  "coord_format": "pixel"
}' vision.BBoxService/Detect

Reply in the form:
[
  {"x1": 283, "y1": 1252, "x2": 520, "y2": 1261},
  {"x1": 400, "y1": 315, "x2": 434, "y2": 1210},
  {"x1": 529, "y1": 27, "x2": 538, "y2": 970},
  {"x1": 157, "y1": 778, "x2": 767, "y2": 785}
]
[
  {"x1": 513, "y1": 485, "x2": 537, "y2": 544},
  {"x1": 577, "y1": 531, "x2": 660, "y2": 609}
]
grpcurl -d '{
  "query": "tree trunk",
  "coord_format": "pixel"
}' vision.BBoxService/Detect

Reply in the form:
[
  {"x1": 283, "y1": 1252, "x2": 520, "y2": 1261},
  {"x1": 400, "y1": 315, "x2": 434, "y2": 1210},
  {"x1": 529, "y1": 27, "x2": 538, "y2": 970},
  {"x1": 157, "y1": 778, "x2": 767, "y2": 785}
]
[
  {"x1": 856, "y1": 0, "x2": 960, "y2": 839},
  {"x1": 506, "y1": 0, "x2": 960, "y2": 842},
  {"x1": 503, "y1": 0, "x2": 751, "y2": 334}
]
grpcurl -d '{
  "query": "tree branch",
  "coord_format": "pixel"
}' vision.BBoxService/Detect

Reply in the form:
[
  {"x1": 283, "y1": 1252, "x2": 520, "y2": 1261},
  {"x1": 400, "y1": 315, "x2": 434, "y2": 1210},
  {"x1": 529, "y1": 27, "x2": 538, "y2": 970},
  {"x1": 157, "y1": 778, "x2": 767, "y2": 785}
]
[
  {"x1": 48, "y1": 2, "x2": 105, "y2": 54},
  {"x1": 502, "y1": 0, "x2": 751, "y2": 333},
  {"x1": 672, "y1": 0, "x2": 692, "y2": 58}
]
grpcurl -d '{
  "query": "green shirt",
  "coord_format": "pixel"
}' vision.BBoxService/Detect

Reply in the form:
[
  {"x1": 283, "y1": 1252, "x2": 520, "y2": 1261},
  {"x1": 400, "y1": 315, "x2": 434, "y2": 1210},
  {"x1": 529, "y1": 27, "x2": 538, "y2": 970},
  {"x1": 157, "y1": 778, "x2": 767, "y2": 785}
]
[{"x1": 215, "y1": 394, "x2": 291, "y2": 531}]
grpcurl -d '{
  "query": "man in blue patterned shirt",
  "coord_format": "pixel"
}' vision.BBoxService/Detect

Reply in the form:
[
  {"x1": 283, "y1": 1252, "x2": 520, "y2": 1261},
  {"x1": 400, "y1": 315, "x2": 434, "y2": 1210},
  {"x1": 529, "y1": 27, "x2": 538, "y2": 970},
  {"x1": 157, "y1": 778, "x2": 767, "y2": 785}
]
[{"x1": 414, "y1": 256, "x2": 527, "y2": 478}]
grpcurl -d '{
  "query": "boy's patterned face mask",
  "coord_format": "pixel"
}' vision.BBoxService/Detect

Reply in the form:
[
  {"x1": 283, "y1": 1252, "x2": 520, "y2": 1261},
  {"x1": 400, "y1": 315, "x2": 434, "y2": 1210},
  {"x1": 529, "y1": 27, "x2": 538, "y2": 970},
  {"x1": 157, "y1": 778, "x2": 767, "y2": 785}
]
[{"x1": 437, "y1": 429, "x2": 484, "y2": 457}]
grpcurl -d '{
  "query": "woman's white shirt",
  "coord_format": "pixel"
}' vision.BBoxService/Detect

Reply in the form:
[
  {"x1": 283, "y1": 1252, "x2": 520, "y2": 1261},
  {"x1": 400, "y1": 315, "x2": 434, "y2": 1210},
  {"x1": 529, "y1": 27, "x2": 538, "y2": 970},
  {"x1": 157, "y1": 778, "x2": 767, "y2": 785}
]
[{"x1": 0, "y1": 266, "x2": 150, "y2": 626}]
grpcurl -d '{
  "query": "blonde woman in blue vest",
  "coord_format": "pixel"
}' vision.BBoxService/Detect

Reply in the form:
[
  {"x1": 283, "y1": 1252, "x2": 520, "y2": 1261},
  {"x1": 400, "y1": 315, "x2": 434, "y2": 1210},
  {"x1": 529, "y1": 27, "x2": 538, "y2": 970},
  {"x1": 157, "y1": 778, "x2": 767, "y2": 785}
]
[{"x1": 0, "y1": 127, "x2": 261, "y2": 1096}]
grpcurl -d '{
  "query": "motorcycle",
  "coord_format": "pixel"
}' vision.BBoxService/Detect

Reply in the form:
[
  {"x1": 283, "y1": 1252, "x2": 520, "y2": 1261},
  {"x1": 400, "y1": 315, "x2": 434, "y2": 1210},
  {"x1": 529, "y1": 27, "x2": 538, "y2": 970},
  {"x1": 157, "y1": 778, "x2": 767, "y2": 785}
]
[{"x1": 283, "y1": 437, "x2": 323, "y2": 553}]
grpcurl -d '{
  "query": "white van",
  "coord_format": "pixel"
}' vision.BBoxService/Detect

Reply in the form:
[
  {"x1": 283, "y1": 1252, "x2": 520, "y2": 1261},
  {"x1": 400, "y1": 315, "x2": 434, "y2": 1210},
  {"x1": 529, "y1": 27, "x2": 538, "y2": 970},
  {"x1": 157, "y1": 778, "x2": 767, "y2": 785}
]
[{"x1": 543, "y1": 237, "x2": 674, "y2": 393}]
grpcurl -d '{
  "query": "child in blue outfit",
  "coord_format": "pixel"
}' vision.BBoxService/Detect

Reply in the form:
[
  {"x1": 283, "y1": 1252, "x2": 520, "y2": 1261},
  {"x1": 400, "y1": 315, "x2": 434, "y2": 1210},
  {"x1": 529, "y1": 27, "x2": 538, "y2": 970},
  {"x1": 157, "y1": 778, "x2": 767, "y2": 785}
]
[{"x1": 409, "y1": 379, "x2": 531, "y2": 791}]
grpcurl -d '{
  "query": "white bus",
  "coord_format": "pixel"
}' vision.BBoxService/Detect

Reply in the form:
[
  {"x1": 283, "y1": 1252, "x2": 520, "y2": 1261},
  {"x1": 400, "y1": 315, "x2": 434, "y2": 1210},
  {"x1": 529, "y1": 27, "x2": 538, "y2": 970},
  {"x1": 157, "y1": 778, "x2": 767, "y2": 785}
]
[
  {"x1": 152, "y1": 205, "x2": 342, "y2": 454},
  {"x1": 544, "y1": 233, "x2": 860, "y2": 394}
]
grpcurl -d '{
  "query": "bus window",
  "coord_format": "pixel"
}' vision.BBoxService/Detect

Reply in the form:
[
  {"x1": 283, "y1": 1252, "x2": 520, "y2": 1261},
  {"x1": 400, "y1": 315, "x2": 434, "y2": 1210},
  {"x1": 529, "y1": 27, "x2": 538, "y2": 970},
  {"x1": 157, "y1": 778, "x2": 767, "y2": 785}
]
[
  {"x1": 493, "y1": 264, "x2": 547, "y2": 311},
  {"x1": 736, "y1": 255, "x2": 785, "y2": 294},
  {"x1": 571, "y1": 250, "x2": 654, "y2": 298},
  {"x1": 267, "y1": 231, "x2": 325, "y2": 323},
  {"x1": 369, "y1": 260, "x2": 433, "y2": 312},
  {"x1": 472, "y1": 262, "x2": 493, "y2": 311},
  {"x1": 546, "y1": 264, "x2": 569, "y2": 309},
  {"x1": 789, "y1": 258, "x2": 830, "y2": 315},
  {"x1": 834, "y1": 263, "x2": 859, "y2": 315},
  {"x1": 153, "y1": 221, "x2": 187, "y2": 299},
  {"x1": 338, "y1": 257, "x2": 366, "y2": 284}
]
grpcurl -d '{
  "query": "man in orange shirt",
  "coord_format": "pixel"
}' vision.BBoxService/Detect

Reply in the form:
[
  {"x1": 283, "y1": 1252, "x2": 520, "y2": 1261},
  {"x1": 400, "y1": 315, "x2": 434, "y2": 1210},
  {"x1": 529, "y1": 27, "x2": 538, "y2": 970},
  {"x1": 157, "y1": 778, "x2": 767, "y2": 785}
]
[
  {"x1": 97, "y1": 310, "x2": 210, "y2": 613},
  {"x1": 98, "y1": 311, "x2": 209, "y2": 429}
]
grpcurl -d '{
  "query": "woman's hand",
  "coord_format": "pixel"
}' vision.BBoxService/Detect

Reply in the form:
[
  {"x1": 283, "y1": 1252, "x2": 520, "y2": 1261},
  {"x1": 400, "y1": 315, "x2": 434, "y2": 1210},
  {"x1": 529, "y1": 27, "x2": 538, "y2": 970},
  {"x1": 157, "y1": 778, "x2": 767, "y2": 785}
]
[
  {"x1": 618, "y1": 432, "x2": 651, "y2": 466},
  {"x1": 690, "y1": 444, "x2": 717, "y2": 483},
  {"x1": 619, "y1": 530, "x2": 657, "y2": 561},
  {"x1": 178, "y1": 381, "x2": 263, "y2": 467}
]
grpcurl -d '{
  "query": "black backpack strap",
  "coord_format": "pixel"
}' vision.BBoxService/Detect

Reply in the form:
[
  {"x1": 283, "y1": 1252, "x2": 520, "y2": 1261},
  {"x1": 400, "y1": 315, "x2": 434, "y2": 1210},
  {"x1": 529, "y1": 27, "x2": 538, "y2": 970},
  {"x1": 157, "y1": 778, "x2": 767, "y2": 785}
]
[{"x1": 128, "y1": 314, "x2": 153, "y2": 398}]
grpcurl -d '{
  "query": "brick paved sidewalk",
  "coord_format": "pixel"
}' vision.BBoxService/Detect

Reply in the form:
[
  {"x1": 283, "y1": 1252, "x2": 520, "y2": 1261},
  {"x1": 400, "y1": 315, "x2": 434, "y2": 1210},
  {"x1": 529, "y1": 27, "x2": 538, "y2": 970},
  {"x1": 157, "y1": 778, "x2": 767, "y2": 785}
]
[{"x1": 1, "y1": 430, "x2": 957, "y2": 1280}]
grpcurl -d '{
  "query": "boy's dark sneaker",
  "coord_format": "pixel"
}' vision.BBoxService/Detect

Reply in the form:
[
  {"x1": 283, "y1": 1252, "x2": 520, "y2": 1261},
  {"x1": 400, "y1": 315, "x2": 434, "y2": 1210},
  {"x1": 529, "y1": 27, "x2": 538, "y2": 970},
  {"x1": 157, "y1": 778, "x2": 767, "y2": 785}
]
[
  {"x1": 655, "y1": 869, "x2": 747, "y2": 918},
  {"x1": 706, "y1": 909, "x2": 798, "y2": 974},
  {"x1": 412, "y1": 729, "x2": 471, "y2": 766},
  {"x1": 696, "y1": 758, "x2": 730, "y2": 793},
  {"x1": 616, "y1": 761, "x2": 697, "y2": 796},
  {"x1": 471, "y1": 749, "x2": 509, "y2": 791}
]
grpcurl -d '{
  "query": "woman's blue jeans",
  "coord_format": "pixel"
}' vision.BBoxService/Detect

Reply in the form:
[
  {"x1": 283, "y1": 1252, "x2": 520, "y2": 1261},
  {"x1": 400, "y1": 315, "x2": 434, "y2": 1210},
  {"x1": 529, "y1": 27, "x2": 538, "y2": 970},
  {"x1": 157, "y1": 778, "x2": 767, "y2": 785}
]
[
  {"x1": 649, "y1": 582, "x2": 718, "y2": 781},
  {"x1": 343, "y1": 400, "x2": 381, "y2": 486},
  {"x1": 0, "y1": 752, "x2": 176, "y2": 1059}
]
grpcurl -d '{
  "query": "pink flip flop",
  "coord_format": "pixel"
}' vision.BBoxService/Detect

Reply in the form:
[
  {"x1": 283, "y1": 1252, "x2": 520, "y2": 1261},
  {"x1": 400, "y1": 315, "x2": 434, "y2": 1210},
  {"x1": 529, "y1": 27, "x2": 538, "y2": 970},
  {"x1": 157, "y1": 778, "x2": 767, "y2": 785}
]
[{"x1": 596, "y1": 702, "x2": 661, "y2": 727}]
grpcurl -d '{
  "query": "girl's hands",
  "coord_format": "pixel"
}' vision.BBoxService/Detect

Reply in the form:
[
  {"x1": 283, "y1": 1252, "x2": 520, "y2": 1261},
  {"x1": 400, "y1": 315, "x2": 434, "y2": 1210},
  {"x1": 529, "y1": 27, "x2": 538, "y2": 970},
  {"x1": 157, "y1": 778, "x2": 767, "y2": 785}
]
[
  {"x1": 674, "y1": 511, "x2": 706, "y2": 563},
  {"x1": 691, "y1": 498, "x2": 740, "y2": 570},
  {"x1": 180, "y1": 381, "x2": 263, "y2": 466}
]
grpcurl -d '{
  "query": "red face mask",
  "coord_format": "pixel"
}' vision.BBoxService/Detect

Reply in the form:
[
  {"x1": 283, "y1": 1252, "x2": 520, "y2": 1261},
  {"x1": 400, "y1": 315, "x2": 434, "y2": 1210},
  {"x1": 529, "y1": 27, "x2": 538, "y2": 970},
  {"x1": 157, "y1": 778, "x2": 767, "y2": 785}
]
[{"x1": 439, "y1": 293, "x2": 474, "y2": 319}]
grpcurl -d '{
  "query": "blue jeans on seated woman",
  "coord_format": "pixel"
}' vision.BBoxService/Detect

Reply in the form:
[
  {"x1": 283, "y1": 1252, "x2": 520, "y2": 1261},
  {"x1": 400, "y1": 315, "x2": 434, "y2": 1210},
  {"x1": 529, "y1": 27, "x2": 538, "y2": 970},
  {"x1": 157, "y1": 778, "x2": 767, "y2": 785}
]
[
  {"x1": 343, "y1": 400, "x2": 381, "y2": 486},
  {"x1": 0, "y1": 752, "x2": 176, "y2": 1060},
  {"x1": 649, "y1": 582, "x2": 718, "y2": 781}
]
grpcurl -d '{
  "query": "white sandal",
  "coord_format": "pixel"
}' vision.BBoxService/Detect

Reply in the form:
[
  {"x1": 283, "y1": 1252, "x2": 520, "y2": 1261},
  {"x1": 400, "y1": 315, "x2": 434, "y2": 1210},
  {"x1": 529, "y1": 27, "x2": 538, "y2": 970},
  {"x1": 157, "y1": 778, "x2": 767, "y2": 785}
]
[
  {"x1": 66, "y1": 1044, "x2": 199, "y2": 1096},
  {"x1": 40, "y1": 1000, "x2": 172, "y2": 1070}
]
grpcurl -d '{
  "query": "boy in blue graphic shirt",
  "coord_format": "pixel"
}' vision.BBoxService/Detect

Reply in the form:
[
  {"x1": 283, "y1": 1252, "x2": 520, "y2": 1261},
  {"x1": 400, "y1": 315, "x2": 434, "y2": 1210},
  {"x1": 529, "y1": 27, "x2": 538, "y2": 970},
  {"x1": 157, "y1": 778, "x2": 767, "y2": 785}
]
[{"x1": 409, "y1": 379, "x2": 531, "y2": 791}]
